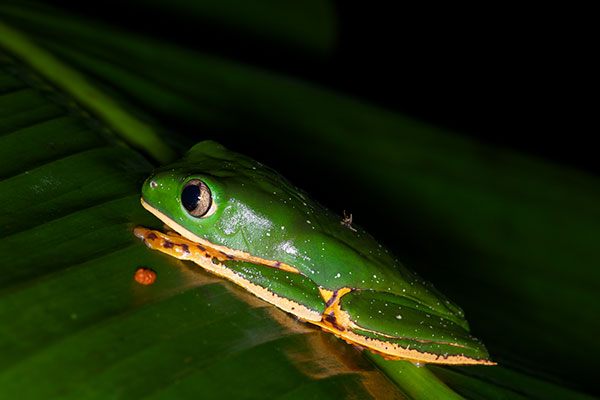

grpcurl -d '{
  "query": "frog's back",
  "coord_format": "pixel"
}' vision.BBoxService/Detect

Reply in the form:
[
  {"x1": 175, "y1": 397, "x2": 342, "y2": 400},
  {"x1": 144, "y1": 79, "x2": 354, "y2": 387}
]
[{"x1": 185, "y1": 141, "x2": 467, "y2": 327}]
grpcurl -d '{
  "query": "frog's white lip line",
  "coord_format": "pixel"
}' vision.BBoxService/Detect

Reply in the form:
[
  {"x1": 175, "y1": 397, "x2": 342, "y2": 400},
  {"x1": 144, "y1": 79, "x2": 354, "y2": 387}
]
[{"x1": 140, "y1": 197, "x2": 302, "y2": 274}]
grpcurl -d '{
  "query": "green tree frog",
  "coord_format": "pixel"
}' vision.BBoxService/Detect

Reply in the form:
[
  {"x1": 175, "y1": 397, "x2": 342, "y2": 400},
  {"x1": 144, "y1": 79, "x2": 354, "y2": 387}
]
[{"x1": 134, "y1": 141, "x2": 494, "y2": 365}]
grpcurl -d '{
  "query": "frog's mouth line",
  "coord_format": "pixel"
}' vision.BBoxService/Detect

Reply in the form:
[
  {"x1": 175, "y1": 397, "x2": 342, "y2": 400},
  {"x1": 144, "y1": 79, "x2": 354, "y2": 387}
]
[{"x1": 140, "y1": 198, "x2": 302, "y2": 274}]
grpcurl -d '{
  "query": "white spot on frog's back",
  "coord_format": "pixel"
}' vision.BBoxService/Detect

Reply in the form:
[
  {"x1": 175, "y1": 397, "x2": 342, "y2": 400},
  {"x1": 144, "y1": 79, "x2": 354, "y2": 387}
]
[
  {"x1": 275, "y1": 240, "x2": 311, "y2": 262},
  {"x1": 217, "y1": 200, "x2": 274, "y2": 236},
  {"x1": 278, "y1": 240, "x2": 298, "y2": 256}
]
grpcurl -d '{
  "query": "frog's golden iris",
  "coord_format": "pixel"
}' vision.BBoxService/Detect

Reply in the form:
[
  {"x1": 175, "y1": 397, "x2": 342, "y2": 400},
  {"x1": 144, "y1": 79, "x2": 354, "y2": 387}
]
[{"x1": 180, "y1": 179, "x2": 212, "y2": 217}]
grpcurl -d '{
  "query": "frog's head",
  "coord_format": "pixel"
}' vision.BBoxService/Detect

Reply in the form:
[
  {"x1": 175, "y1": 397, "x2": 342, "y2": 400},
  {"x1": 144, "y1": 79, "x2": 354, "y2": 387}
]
[
  {"x1": 141, "y1": 167, "x2": 220, "y2": 230},
  {"x1": 140, "y1": 141, "x2": 309, "y2": 253}
]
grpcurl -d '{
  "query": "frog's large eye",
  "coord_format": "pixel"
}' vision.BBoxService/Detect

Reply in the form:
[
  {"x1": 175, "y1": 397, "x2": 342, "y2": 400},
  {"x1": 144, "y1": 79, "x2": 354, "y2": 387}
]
[{"x1": 181, "y1": 179, "x2": 212, "y2": 218}]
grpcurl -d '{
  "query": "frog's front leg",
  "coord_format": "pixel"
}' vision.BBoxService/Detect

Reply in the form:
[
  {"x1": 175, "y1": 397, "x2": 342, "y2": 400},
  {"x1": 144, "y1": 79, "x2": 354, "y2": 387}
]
[
  {"x1": 134, "y1": 227, "x2": 326, "y2": 322},
  {"x1": 134, "y1": 226, "x2": 225, "y2": 261}
]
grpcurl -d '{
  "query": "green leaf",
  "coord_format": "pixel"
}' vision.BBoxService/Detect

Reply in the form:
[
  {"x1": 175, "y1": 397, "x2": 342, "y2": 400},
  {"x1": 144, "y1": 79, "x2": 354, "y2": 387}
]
[
  {"x1": 0, "y1": 20, "x2": 175, "y2": 164},
  {"x1": 0, "y1": 57, "x2": 402, "y2": 399},
  {"x1": 0, "y1": 2, "x2": 597, "y2": 399}
]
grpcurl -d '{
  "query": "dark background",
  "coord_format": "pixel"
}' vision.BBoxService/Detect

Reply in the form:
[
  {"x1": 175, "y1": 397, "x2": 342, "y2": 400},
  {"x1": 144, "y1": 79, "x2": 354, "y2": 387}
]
[{"x1": 51, "y1": 2, "x2": 597, "y2": 174}]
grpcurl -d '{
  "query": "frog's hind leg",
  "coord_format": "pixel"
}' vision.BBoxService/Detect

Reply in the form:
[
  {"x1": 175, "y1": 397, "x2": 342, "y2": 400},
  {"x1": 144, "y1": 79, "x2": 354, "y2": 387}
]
[{"x1": 314, "y1": 289, "x2": 495, "y2": 365}]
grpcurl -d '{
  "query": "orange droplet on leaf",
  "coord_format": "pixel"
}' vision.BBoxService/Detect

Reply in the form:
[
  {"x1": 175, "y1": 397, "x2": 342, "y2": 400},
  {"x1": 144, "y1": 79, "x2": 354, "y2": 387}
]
[{"x1": 134, "y1": 268, "x2": 156, "y2": 285}]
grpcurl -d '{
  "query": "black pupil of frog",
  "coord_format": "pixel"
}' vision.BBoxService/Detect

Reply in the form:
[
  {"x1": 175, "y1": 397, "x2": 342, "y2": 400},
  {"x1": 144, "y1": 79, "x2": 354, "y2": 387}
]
[{"x1": 182, "y1": 184, "x2": 201, "y2": 212}]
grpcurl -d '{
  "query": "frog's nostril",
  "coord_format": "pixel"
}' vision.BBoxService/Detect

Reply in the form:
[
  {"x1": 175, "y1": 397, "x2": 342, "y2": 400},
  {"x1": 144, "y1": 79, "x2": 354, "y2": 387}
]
[{"x1": 150, "y1": 181, "x2": 158, "y2": 188}]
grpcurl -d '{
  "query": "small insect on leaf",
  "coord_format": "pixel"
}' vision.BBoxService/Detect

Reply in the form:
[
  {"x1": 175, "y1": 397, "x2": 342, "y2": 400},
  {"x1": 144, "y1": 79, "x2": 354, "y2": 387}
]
[
  {"x1": 134, "y1": 267, "x2": 157, "y2": 285},
  {"x1": 340, "y1": 210, "x2": 357, "y2": 232}
]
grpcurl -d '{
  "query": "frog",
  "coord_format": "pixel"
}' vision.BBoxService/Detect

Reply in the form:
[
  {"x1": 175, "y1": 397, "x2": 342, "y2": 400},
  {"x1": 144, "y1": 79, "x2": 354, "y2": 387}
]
[{"x1": 134, "y1": 141, "x2": 494, "y2": 365}]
